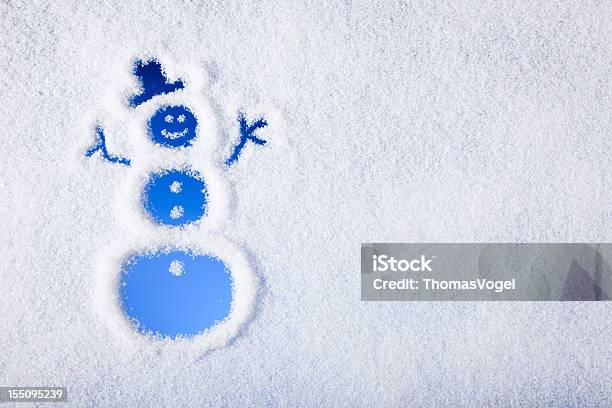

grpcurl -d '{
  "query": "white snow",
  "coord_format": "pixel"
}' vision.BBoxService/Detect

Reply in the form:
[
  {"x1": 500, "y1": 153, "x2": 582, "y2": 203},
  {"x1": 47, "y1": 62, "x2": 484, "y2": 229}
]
[
  {"x1": 169, "y1": 205, "x2": 184, "y2": 219},
  {"x1": 0, "y1": 1, "x2": 610, "y2": 407},
  {"x1": 169, "y1": 181, "x2": 182, "y2": 193},
  {"x1": 168, "y1": 260, "x2": 184, "y2": 276}
]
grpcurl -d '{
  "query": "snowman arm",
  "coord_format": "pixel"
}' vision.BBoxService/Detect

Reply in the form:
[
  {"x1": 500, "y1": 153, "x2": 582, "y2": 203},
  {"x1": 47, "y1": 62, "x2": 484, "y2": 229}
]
[
  {"x1": 85, "y1": 126, "x2": 131, "y2": 166},
  {"x1": 225, "y1": 113, "x2": 268, "y2": 166}
]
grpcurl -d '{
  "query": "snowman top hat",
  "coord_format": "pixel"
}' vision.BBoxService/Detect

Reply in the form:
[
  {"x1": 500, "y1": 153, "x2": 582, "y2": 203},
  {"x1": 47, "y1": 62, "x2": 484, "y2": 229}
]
[{"x1": 129, "y1": 59, "x2": 185, "y2": 108}]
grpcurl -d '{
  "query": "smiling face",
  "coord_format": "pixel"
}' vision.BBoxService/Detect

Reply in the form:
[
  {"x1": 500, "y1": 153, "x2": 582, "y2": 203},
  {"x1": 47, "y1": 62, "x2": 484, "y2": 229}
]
[
  {"x1": 148, "y1": 105, "x2": 197, "y2": 148},
  {"x1": 143, "y1": 169, "x2": 207, "y2": 226}
]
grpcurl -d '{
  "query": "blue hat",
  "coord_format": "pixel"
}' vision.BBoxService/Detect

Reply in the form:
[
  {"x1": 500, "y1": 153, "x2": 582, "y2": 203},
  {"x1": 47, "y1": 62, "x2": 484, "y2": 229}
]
[{"x1": 128, "y1": 59, "x2": 184, "y2": 107}]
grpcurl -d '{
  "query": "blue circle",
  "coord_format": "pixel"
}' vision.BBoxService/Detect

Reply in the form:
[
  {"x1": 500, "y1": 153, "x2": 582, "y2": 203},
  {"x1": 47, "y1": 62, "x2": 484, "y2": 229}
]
[
  {"x1": 148, "y1": 105, "x2": 198, "y2": 148},
  {"x1": 120, "y1": 250, "x2": 233, "y2": 338},
  {"x1": 143, "y1": 169, "x2": 207, "y2": 226}
]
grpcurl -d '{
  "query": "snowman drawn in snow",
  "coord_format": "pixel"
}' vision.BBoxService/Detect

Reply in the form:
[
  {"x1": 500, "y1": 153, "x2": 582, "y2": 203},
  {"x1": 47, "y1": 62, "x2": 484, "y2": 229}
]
[{"x1": 86, "y1": 59, "x2": 265, "y2": 349}]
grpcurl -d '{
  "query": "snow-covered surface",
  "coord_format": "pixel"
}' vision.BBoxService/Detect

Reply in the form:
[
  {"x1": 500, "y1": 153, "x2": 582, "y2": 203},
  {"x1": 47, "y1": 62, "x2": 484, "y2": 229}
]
[{"x1": 1, "y1": 1, "x2": 611, "y2": 406}]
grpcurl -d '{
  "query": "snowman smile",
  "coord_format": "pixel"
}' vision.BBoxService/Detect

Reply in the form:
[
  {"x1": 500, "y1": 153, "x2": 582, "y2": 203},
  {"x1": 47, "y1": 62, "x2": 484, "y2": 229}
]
[{"x1": 161, "y1": 128, "x2": 189, "y2": 139}]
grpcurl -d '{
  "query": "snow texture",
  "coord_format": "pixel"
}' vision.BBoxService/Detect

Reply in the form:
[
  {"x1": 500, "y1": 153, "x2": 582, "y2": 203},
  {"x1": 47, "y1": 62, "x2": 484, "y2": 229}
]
[
  {"x1": 169, "y1": 205, "x2": 184, "y2": 220},
  {"x1": 168, "y1": 260, "x2": 184, "y2": 277},
  {"x1": 0, "y1": 1, "x2": 611, "y2": 406},
  {"x1": 170, "y1": 181, "x2": 182, "y2": 194}
]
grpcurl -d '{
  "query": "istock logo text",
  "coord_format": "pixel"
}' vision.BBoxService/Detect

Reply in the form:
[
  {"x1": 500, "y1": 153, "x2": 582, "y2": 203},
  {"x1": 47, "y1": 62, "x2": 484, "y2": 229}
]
[{"x1": 372, "y1": 255, "x2": 433, "y2": 272}]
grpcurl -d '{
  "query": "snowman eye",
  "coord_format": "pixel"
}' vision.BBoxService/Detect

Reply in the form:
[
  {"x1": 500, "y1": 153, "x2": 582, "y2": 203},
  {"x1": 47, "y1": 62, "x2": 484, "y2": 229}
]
[
  {"x1": 165, "y1": 115, "x2": 174, "y2": 123},
  {"x1": 177, "y1": 114, "x2": 186, "y2": 123}
]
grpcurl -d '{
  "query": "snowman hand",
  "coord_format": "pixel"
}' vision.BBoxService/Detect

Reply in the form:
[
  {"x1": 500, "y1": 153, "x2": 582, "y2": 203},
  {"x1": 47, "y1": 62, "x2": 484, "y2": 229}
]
[
  {"x1": 85, "y1": 126, "x2": 131, "y2": 166},
  {"x1": 226, "y1": 112, "x2": 268, "y2": 166}
]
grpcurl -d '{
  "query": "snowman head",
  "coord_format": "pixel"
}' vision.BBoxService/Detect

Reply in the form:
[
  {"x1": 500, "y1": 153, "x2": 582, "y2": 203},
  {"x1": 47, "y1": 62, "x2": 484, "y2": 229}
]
[{"x1": 148, "y1": 105, "x2": 198, "y2": 148}]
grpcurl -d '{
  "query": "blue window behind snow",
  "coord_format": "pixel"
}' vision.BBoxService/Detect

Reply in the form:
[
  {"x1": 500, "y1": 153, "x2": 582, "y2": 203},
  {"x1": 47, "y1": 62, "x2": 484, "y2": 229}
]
[{"x1": 120, "y1": 250, "x2": 233, "y2": 338}]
